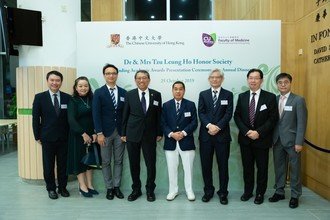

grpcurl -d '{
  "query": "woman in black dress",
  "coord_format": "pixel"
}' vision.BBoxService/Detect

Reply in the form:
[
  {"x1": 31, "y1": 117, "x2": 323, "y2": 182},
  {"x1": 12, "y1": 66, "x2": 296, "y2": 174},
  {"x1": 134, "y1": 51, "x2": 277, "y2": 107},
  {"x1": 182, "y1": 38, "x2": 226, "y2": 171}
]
[{"x1": 67, "y1": 76, "x2": 98, "y2": 197}]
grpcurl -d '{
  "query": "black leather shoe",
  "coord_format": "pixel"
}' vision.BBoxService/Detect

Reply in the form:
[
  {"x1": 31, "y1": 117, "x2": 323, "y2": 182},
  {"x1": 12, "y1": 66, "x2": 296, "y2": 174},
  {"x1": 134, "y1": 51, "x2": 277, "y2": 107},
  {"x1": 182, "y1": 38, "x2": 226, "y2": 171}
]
[
  {"x1": 114, "y1": 187, "x2": 124, "y2": 199},
  {"x1": 289, "y1": 198, "x2": 299, "y2": 208},
  {"x1": 79, "y1": 188, "x2": 93, "y2": 198},
  {"x1": 254, "y1": 194, "x2": 264, "y2": 205},
  {"x1": 106, "y1": 189, "x2": 114, "y2": 200},
  {"x1": 240, "y1": 193, "x2": 253, "y2": 201},
  {"x1": 127, "y1": 190, "x2": 142, "y2": 201},
  {"x1": 48, "y1": 190, "x2": 58, "y2": 199},
  {"x1": 268, "y1": 193, "x2": 285, "y2": 202},
  {"x1": 146, "y1": 192, "x2": 156, "y2": 202},
  {"x1": 219, "y1": 195, "x2": 228, "y2": 205},
  {"x1": 58, "y1": 188, "x2": 70, "y2": 197},
  {"x1": 88, "y1": 188, "x2": 99, "y2": 195},
  {"x1": 202, "y1": 194, "x2": 213, "y2": 202}
]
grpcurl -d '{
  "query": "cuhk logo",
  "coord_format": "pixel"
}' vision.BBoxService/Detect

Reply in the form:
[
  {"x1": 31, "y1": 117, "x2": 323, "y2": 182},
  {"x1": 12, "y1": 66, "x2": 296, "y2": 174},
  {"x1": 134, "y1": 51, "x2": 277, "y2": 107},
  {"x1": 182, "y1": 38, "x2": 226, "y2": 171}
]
[{"x1": 202, "y1": 33, "x2": 216, "y2": 47}]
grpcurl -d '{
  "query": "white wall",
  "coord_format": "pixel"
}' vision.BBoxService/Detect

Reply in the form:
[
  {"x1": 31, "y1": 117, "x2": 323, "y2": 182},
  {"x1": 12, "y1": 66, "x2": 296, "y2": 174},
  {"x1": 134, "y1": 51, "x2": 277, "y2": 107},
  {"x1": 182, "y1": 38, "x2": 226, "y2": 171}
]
[{"x1": 17, "y1": 0, "x2": 80, "y2": 67}]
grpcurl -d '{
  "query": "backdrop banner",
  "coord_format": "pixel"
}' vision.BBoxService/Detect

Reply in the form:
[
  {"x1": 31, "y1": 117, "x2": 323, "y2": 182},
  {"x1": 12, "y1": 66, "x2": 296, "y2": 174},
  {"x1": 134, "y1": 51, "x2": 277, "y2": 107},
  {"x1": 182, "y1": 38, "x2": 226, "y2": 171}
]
[{"x1": 77, "y1": 20, "x2": 281, "y2": 191}]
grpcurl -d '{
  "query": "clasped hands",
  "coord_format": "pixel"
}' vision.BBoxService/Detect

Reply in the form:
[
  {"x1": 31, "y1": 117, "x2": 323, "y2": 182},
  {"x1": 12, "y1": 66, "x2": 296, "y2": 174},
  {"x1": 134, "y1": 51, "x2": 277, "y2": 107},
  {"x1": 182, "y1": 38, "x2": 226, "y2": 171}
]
[
  {"x1": 246, "y1": 130, "x2": 259, "y2": 140},
  {"x1": 171, "y1": 131, "x2": 185, "y2": 141},
  {"x1": 208, "y1": 124, "x2": 220, "y2": 136}
]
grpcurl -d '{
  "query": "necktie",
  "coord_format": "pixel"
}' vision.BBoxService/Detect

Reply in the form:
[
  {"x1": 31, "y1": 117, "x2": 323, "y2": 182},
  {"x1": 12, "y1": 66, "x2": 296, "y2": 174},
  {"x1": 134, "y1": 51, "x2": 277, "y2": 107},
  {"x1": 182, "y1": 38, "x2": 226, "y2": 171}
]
[
  {"x1": 176, "y1": 102, "x2": 180, "y2": 116},
  {"x1": 53, "y1": 94, "x2": 60, "y2": 116},
  {"x1": 279, "y1": 95, "x2": 286, "y2": 117},
  {"x1": 249, "y1": 92, "x2": 256, "y2": 127},
  {"x1": 141, "y1": 91, "x2": 146, "y2": 114},
  {"x1": 213, "y1": 90, "x2": 218, "y2": 108},
  {"x1": 110, "y1": 88, "x2": 117, "y2": 109}
]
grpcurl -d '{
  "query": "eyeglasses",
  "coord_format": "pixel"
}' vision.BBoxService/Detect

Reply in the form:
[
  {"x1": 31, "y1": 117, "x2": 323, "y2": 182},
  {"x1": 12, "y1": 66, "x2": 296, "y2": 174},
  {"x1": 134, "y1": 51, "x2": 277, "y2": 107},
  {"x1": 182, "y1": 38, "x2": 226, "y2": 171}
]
[
  {"x1": 135, "y1": 76, "x2": 149, "y2": 81},
  {"x1": 277, "y1": 81, "x2": 290, "y2": 85},
  {"x1": 209, "y1": 76, "x2": 222, "y2": 79},
  {"x1": 248, "y1": 77, "x2": 261, "y2": 81},
  {"x1": 104, "y1": 72, "x2": 118, "y2": 76}
]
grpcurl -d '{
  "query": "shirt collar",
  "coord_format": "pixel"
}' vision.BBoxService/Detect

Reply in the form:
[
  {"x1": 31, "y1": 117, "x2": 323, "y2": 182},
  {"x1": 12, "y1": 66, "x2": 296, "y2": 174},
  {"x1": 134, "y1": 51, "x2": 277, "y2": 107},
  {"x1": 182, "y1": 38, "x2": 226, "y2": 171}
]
[
  {"x1": 174, "y1": 99, "x2": 182, "y2": 104},
  {"x1": 281, "y1": 92, "x2": 291, "y2": 99},
  {"x1": 49, "y1": 90, "x2": 60, "y2": 96},
  {"x1": 138, "y1": 88, "x2": 149, "y2": 94},
  {"x1": 106, "y1": 84, "x2": 117, "y2": 90},
  {"x1": 212, "y1": 87, "x2": 221, "y2": 93},
  {"x1": 250, "y1": 89, "x2": 261, "y2": 96}
]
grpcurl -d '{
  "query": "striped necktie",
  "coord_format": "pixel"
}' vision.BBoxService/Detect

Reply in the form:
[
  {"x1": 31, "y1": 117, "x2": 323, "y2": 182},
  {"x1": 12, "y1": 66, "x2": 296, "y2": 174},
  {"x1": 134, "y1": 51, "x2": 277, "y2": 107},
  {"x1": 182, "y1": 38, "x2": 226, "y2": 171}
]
[
  {"x1": 249, "y1": 92, "x2": 256, "y2": 127},
  {"x1": 110, "y1": 88, "x2": 117, "y2": 109},
  {"x1": 176, "y1": 102, "x2": 180, "y2": 116},
  {"x1": 213, "y1": 90, "x2": 218, "y2": 108}
]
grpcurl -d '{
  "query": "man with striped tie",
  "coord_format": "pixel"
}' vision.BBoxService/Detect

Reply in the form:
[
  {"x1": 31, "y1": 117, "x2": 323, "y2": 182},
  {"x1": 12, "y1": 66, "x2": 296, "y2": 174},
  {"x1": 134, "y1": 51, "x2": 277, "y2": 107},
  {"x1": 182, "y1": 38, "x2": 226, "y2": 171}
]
[
  {"x1": 162, "y1": 81, "x2": 198, "y2": 201},
  {"x1": 198, "y1": 69, "x2": 233, "y2": 204},
  {"x1": 92, "y1": 64, "x2": 127, "y2": 200},
  {"x1": 234, "y1": 68, "x2": 278, "y2": 205}
]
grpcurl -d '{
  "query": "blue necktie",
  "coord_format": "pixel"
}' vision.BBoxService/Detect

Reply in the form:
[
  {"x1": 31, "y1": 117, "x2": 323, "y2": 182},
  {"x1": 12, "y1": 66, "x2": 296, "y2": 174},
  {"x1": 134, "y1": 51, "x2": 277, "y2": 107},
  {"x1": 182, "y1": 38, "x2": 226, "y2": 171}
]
[
  {"x1": 141, "y1": 92, "x2": 146, "y2": 114},
  {"x1": 110, "y1": 88, "x2": 117, "y2": 109}
]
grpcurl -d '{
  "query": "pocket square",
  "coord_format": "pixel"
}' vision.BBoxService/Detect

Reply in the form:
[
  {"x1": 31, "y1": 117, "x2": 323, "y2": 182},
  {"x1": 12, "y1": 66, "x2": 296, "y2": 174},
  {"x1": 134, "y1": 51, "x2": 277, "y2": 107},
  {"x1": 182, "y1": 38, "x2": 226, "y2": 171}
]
[{"x1": 260, "y1": 104, "x2": 267, "y2": 111}]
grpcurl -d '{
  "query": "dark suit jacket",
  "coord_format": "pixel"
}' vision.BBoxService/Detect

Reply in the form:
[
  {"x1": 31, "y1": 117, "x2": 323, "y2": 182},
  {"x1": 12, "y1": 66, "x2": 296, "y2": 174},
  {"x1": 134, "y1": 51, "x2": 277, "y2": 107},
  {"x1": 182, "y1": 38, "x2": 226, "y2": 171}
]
[
  {"x1": 162, "y1": 98, "x2": 198, "y2": 151},
  {"x1": 198, "y1": 88, "x2": 233, "y2": 143},
  {"x1": 92, "y1": 85, "x2": 127, "y2": 137},
  {"x1": 234, "y1": 89, "x2": 278, "y2": 148},
  {"x1": 273, "y1": 93, "x2": 307, "y2": 147},
  {"x1": 32, "y1": 90, "x2": 70, "y2": 142},
  {"x1": 122, "y1": 88, "x2": 162, "y2": 143}
]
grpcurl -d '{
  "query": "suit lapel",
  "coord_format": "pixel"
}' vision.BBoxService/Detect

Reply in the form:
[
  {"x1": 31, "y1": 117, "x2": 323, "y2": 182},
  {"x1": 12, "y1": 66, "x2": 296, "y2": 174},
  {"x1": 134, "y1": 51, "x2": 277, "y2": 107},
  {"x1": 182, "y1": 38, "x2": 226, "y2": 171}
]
[
  {"x1": 213, "y1": 88, "x2": 224, "y2": 113},
  {"x1": 177, "y1": 99, "x2": 185, "y2": 122},
  {"x1": 254, "y1": 90, "x2": 264, "y2": 120},
  {"x1": 134, "y1": 89, "x2": 145, "y2": 115},
  {"x1": 46, "y1": 91, "x2": 58, "y2": 116}
]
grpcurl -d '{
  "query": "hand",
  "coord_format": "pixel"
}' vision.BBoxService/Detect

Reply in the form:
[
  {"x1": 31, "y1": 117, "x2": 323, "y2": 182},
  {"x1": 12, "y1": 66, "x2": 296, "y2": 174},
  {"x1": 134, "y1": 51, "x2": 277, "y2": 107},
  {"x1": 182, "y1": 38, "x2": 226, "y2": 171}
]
[
  {"x1": 208, "y1": 124, "x2": 220, "y2": 135},
  {"x1": 171, "y1": 132, "x2": 183, "y2": 141},
  {"x1": 156, "y1": 136, "x2": 163, "y2": 141},
  {"x1": 82, "y1": 133, "x2": 92, "y2": 145},
  {"x1": 246, "y1": 130, "x2": 259, "y2": 140},
  {"x1": 121, "y1": 136, "x2": 127, "y2": 143},
  {"x1": 92, "y1": 134, "x2": 97, "y2": 143},
  {"x1": 295, "y1": 145, "x2": 303, "y2": 153},
  {"x1": 97, "y1": 134, "x2": 106, "y2": 147}
]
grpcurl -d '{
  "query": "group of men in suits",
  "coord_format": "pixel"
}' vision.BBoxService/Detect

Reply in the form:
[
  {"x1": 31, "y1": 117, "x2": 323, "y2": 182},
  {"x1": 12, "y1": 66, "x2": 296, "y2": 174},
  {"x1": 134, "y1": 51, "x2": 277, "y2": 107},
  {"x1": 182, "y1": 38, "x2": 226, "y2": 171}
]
[
  {"x1": 234, "y1": 69, "x2": 307, "y2": 208},
  {"x1": 32, "y1": 67, "x2": 307, "y2": 208}
]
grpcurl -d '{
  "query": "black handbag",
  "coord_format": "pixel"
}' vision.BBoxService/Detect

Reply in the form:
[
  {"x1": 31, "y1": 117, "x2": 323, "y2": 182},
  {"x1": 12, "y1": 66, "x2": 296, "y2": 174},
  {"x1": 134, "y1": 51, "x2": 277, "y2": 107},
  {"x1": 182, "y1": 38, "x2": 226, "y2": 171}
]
[{"x1": 81, "y1": 143, "x2": 102, "y2": 169}]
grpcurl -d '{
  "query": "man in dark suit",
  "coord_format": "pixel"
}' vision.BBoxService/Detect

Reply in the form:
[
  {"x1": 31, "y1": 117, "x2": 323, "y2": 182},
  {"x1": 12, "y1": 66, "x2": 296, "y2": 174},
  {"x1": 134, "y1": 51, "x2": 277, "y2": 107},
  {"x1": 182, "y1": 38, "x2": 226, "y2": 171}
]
[
  {"x1": 162, "y1": 81, "x2": 198, "y2": 201},
  {"x1": 234, "y1": 68, "x2": 278, "y2": 205},
  {"x1": 269, "y1": 73, "x2": 307, "y2": 209},
  {"x1": 198, "y1": 69, "x2": 233, "y2": 205},
  {"x1": 93, "y1": 64, "x2": 126, "y2": 200},
  {"x1": 121, "y1": 70, "x2": 162, "y2": 202},
  {"x1": 32, "y1": 70, "x2": 71, "y2": 199}
]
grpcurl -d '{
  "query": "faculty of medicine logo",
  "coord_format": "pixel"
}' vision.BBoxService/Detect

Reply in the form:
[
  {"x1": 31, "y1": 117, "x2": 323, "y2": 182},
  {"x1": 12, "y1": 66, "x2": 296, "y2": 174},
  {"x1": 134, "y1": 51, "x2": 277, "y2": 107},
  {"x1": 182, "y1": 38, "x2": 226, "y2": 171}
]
[{"x1": 202, "y1": 33, "x2": 216, "y2": 47}]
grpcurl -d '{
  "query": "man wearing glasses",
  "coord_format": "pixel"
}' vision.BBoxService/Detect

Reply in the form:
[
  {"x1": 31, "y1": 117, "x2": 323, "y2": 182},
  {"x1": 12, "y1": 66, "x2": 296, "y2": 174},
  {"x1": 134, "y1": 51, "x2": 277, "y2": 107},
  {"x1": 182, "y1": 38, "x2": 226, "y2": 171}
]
[
  {"x1": 121, "y1": 70, "x2": 162, "y2": 202},
  {"x1": 269, "y1": 73, "x2": 307, "y2": 209},
  {"x1": 234, "y1": 68, "x2": 278, "y2": 205},
  {"x1": 93, "y1": 64, "x2": 127, "y2": 200}
]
